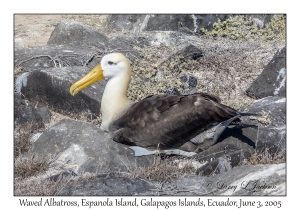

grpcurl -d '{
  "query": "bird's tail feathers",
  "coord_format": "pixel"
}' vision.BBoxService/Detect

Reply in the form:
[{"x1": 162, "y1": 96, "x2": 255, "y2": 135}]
[{"x1": 238, "y1": 112, "x2": 260, "y2": 117}]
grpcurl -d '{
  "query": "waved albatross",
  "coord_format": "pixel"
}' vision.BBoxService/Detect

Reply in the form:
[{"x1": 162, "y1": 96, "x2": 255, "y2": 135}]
[{"x1": 70, "y1": 53, "x2": 241, "y2": 156}]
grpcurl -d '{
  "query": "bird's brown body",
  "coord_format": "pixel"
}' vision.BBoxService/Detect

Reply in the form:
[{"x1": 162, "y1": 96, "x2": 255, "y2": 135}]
[{"x1": 109, "y1": 93, "x2": 237, "y2": 150}]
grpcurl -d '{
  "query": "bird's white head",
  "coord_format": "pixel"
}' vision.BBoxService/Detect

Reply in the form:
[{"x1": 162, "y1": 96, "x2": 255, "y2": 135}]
[
  {"x1": 100, "y1": 53, "x2": 131, "y2": 79},
  {"x1": 70, "y1": 53, "x2": 131, "y2": 96}
]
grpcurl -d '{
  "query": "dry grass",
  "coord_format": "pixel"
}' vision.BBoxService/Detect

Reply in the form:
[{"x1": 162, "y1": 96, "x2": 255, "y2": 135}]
[
  {"x1": 14, "y1": 155, "x2": 52, "y2": 179},
  {"x1": 247, "y1": 146, "x2": 286, "y2": 165},
  {"x1": 14, "y1": 171, "x2": 96, "y2": 196},
  {"x1": 191, "y1": 38, "x2": 283, "y2": 109},
  {"x1": 14, "y1": 176, "x2": 72, "y2": 196},
  {"x1": 14, "y1": 132, "x2": 31, "y2": 158},
  {"x1": 124, "y1": 155, "x2": 198, "y2": 184},
  {"x1": 14, "y1": 122, "x2": 40, "y2": 157},
  {"x1": 14, "y1": 122, "x2": 54, "y2": 180},
  {"x1": 44, "y1": 110, "x2": 71, "y2": 128},
  {"x1": 14, "y1": 66, "x2": 24, "y2": 78},
  {"x1": 128, "y1": 46, "x2": 184, "y2": 102}
]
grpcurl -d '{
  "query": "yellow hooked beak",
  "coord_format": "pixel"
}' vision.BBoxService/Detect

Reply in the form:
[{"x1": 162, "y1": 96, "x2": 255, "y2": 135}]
[{"x1": 70, "y1": 63, "x2": 104, "y2": 96}]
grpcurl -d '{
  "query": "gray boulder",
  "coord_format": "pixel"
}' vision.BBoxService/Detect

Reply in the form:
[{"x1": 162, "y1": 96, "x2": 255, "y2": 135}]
[
  {"x1": 36, "y1": 106, "x2": 52, "y2": 124},
  {"x1": 111, "y1": 31, "x2": 199, "y2": 49},
  {"x1": 193, "y1": 138, "x2": 254, "y2": 176},
  {"x1": 14, "y1": 20, "x2": 142, "y2": 75},
  {"x1": 108, "y1": 31, "x2": 202, "y2": 65},
  {"x1": 48, "y1": 19, "x2": 141, "y2": 62},
  {"x1": 18, "y1": 66, "x2": 105, "y2": 118},
  {"x1": 188, "y1": 96, "x2": 285, "y2": 176},
  {"x1": 14, "y1": 45, "x2": 101, "y2": 73},
  {"x1": 106, "y1": 14, "x2": 231, "y2": 33},
  {"x1": 246, "y1": 47, "x2": 286, "y2": 98},
  {"x1": 146, "y1": 14, "x2": 231, "y2": 33},
  {"x1": 14, "y1": 93, "x2": 44, "y2": 129},
  {"x1": 27, "y1": 119, "x2": 154, "y2": 174},
  {"x1": 47, "y1": 20, "x2": 138, "y2": 61},
  {"x1": 106, "y1": 14, "x2": 147, "y2": 32},
  {"x1": 239, "y1": 96, "x2": 286, "y2": 154},
  {"x1": 175, "y1": 44, "x2": 204, "y2": 60},
  {"x1": 48, "y1": 19, "x2": 109, "y2": 49}
]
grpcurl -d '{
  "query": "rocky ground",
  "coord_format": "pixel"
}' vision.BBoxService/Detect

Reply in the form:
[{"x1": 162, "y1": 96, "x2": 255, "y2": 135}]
[{"x1": 14, "y1": 14, "x2": 286, "y2": 196}]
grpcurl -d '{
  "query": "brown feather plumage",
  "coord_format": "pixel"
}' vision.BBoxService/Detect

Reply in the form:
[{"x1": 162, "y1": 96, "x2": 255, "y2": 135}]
[{"x1": 109, "y1": 93, "x2": 237, "y2": 150}]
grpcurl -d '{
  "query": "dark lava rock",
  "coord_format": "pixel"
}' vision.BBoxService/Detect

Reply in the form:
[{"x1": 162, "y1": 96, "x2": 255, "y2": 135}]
[
  {"x1": 47, "y1": 19, "x2": 140, "y2": 62},
  {"x1": 246, "y1": 47, "x2": 286, "y2": 98},
  {"x1": 27, "y1": 119, "x2": 154, "y2": 174},
  {"x1": 195, "y1": 136, "x2": 255, "y2": 160},
  {"x1": 144, "y1": 15, "x2": 199, "y2": 32},
  {"x1": 196, "y1": 149, "x2": 253, "y2": 176},
  {"x1": 18, "y1": 66, "x2": 105, "y2": 118},
  {"x1": 36, "y1": 106, "x2": 51, "y2": 124},
  {"x1": 14, "y1": 93, "x2": 44, "y2": 129},
  {"x1": 162, "y1": 163, "x2": 285, "y2": 195},
  {"x1": 218, "y1": 96, "x2": 286, "y2": 158},
  {"x1": 176, "y1": 44, "x2": 204, "y2": 60},
  {"x1": 180, "y1": 75, "x2": 198, "y2": 89},
  {"x1": 14, "y1": 45, "x2": 101, "y2": 73},
  {"x1": 106, "y1": 14, "x2": 147, "y2": 32},
  {"x1": 48, "y1": 19, "x2": 109, "y2": 49},
  {"x1": 219, "y1": 96, "x2": 286, "y2": 154},
  {"x1": 202, "y1": 96, "x2": 286, "y2": 172},
  {"x1": 239, "y1": 96, "x2": 286, "y2": 153},
  {"x1": 107, "y1": 14, "x2": 231, "y2": 33},
  {"x1": 14, "y1": 19, "x2": 143, "y2": 74},
  {"x1": 189, "y1": 96, "x2": 285, "y2": 176},
  {"x1": 58, "y1": 175, "x2": 156, "y2": 196},
  {"x1": 192, "y1": 138, "x2": 254, "y2": 176},
  {"x1": 110, "y1": 31, "x2": 199, "y2": 49}
]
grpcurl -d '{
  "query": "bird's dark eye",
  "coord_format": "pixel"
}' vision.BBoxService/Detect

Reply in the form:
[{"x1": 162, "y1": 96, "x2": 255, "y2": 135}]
[{"x1": 108, "y1": 61, "x2": 114, "y2": 65}]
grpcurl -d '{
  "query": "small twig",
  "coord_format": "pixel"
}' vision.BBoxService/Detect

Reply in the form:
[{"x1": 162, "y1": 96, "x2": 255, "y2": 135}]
[
  {"x1": 84, "y1": 53, "x2": 97, "y2": 66},
  {"x1": 17, "y1": 55, "x2": 53, "y2": 67}
]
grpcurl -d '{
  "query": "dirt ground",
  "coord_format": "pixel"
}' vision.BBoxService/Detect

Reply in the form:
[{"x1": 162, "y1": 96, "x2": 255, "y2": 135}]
[
  {"x1": 14, "y1": 14, "x2": 109, "y2": 48},
  {"x1": 14, "y1": 15, "x2": 63, "y2": 48}
]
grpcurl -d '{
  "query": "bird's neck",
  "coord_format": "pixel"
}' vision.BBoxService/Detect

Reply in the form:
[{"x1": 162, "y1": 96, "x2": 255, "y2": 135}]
[{"x1": 100, "y1": 74, "x2": 132, "y2": 131}]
